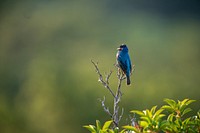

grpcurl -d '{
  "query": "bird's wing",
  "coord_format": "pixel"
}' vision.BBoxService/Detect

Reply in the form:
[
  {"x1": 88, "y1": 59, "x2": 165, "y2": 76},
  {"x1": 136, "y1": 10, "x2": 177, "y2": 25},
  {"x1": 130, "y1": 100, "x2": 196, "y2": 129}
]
[
  {"x1": 125, "y1": 54, "x2": 132, "y2": 74},
  {"x1": 117, "y1": 57, "x2": 127, "y2": 74},
  {"x1": 129, "y1": 57, "x2": 132, "y2": 73}
]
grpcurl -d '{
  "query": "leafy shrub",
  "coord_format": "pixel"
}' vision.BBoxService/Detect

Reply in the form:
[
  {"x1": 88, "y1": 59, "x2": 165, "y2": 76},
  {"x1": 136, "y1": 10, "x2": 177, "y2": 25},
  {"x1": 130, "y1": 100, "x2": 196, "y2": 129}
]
[
  {"x1": 84, "y1": 98, "x2": 200, "y2": 133},
  {"x1": 85, "y1": 62, "x2": 199, "y2": 133}
]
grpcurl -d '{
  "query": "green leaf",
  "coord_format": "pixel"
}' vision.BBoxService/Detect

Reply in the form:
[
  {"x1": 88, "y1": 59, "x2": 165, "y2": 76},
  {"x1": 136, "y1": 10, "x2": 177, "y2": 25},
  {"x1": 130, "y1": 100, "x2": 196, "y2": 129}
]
[
  {"x1": 113, "y1": 127, "x2": 119, "y2": 133},
  {"x1": 174, "y1": 119, "x2": 181, "y2": 127},
  {"x1": 179, "y1": 99, "x2": 195, "y2": 112},
  {"x1": 122, "y1": 125, "x2": 137, "y2": 131},
  {"x1": 180, "y1": 104, "x2": 187, "y2": 112},
  {"x1": 83, "y1": 125, "x2": 97, "y2": 132},
  {"x1": 140, "y1": 116, "x2": 151, "y2": 123},
  {"x1": 180, "y1": 99, "x2": 189, "y2": 105},
  {"x1": 145, "y1": 109, "x2": 152, "y2": 119},
  {"x1": 197, "y1": 111, "x2": 200, "y2": 118},
  {"x1": 119, "y1": 129, "x2": 126, "y2": 133},
  {"x1": 182, "y1": 107, "x2": 192, "y2": 117},
  {"x1": 185, "y1": 99, "x2": 196, "y2": 106},
  {"x1": 167, "y1": 114, "x2": 175, "y2": 122},
  {"x1": 183, "y1": 117, "x2": 191, "y2": 125},
  {"x1": 164, "y1": 98, "x2": 176, "y2": 108},
  {"x1": 160, "y1": 120, "x2": 169, "y2": 130},
  {"x1": 153, "y1": 108, "x2": 164, "y2": 119},
  {"x1": 159, "y1": 114, "x2": 166, "y2": 118},
  {"x1": 150, "y1": 106, "x2": 157, "y2": 114},
  {"x1": 102, "y1": 120, "x2": 113, "y2": 130},
  {"x1": 96, "y1": 120, "x2": 102, "y2": 131},
  {"x1": 139, "y1": 121, "x2": 148, "y2": 128},
  {"x1": 107, "y1": 129, "x2": 115, "y2": 133},
  {"x1": 161, "y1": 105, "x2": 174, "y2": 113},
  {"x1": 154, "y1": 114, "x2": 166, "y2": 121},
  {"x1": 131, "y1": 110, "x2": 145, "y2": 116}
]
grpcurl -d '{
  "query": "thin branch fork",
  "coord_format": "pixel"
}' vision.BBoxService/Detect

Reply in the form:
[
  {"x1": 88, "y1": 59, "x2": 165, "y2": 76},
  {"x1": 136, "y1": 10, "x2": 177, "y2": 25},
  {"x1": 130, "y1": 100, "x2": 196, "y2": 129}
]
[
  {"x1": 91, "y1": 60, "x2": 127, "y2": 128},
  {"x1": 91, "y1": 60, "x2": 116, "y2": 98},
  {"x1": 99, "y1": 97, "x2": 112, "y2": 117},
  {"x1": 98, "y1": 97, "x2": 119, "y2": 127},
  {"x1": 112, "y1": 66, "x2": 125, "y2": 127}
]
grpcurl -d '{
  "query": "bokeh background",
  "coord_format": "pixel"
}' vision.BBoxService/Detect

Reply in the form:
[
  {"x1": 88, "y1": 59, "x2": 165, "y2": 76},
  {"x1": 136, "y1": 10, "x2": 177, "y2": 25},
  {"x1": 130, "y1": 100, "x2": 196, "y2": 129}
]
[{"x1": 0, "y1": 0, "x2": 200, "y2": 133}]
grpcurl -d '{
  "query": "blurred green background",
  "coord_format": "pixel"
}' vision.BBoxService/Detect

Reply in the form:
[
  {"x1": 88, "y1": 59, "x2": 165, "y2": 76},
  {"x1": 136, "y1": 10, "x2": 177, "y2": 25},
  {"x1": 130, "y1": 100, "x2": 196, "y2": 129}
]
[{"x1": 0, "y1": 0, "x2": 200, "y2": 133}]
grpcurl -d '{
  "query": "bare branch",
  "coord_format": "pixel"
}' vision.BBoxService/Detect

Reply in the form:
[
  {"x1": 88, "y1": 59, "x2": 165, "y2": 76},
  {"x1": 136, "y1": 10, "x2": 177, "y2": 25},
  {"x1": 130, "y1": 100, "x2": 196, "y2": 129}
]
[
  {"x1": 119, "y1": 108, "x2": 124, "y2": 122},
  {"x1": 99, "y1": 97, "x2": 112, "y2": 117},
  {"x1": 91, "y1": 60, "x2": 116, "y2": 98},
  {"x1": 129, "y1": 114, "x2": 137, "y2": 127},
  {"x1": 105, "y1": 70, "x2": 112, "y2": 85},
  {"x1": 111, "y1": 66, "x2": 126, "y2": 127},
  {"x1": 92, "y1": 60, "x2": 132, "y2": 128}
]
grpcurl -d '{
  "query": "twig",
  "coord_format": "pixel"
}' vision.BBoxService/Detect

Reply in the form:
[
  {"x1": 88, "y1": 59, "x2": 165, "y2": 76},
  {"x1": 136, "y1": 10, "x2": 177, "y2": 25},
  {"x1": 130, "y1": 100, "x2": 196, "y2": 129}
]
[
  {"x1": 111, "y1": 65, "x2": 126, "y2": 127},
  {"x1": 119, "y1": 108, "x2": 124, "y2": 122},
  {"x1": 99, "y1": 97, "x2": 112, "y2": 117},
  {"x1": 91, "y1": 60, "x2": 116, "y2": 98},
  {"x1": 92, "y1": 60, "x2": 133, "y2": 128},
  {"x1": 105, "y1": 71, "x2": 112, "y2": 85},
  {"x1": 129, "y1": 113, "x2": 137, "y2": 127}
]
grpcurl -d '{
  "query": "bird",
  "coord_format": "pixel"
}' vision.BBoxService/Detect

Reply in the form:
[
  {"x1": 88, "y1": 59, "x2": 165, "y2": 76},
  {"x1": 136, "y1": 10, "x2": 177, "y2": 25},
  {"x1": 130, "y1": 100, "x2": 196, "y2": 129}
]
[{"x1": 116, "y1": 44, "x2": 132, "y2": 85}]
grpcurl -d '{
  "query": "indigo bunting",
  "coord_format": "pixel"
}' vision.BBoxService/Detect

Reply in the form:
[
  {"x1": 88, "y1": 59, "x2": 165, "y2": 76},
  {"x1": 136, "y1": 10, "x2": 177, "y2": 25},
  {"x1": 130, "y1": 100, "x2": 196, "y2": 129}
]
[{"x1": 116, "y1": 44, "x2": 132, "y2": 85}]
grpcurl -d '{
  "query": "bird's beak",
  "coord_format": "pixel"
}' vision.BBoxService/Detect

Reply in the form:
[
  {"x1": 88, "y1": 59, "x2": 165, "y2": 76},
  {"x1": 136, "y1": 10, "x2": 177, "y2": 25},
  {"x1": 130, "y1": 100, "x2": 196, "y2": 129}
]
[{"x1": 117, "y1": 48, "x2": 122, "y2": 51}]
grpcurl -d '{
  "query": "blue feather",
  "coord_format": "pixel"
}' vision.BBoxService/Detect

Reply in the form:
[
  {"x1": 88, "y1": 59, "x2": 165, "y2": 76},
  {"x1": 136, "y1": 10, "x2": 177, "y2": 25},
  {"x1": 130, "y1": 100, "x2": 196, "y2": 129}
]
[{"x1": 116, "y1": 44, "x2": 132, "y2": 85}]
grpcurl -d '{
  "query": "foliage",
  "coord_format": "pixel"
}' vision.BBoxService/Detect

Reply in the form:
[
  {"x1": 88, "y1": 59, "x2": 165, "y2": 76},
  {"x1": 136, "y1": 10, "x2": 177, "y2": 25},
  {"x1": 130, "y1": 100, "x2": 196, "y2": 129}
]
[
  {"x1": 84, "y1": 98, "x2": 200, "y2": 133},
  {"x1": 83, "y1": 120, "x2": 121, "y2": 133}
]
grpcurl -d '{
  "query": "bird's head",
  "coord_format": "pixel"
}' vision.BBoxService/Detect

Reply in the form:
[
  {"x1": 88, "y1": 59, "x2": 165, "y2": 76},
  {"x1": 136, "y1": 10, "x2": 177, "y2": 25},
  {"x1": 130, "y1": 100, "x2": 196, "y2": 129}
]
[{"x1": 117, "y1": 44, "x2": 128, "y2": 52}]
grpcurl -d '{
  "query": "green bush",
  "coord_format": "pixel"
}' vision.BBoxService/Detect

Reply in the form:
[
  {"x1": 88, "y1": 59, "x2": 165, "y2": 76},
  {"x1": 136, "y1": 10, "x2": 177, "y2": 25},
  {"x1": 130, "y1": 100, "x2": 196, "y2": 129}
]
[{"x1": 84, "y1": 98, "x2": 200, "y2": 133}]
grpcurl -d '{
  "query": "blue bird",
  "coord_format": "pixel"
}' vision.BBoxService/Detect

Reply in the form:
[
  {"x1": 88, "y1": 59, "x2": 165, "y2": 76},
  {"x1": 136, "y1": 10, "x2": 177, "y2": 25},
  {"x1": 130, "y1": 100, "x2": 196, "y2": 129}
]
[{"x1": 116, "y1": 44, "x2": 132, "y2": 85}]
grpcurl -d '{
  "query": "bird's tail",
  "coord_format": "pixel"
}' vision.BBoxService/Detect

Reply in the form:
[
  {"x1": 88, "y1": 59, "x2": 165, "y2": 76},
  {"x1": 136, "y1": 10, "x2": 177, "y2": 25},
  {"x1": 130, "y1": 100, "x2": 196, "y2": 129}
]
[{"x1": 127, "y1": 76, "x2": 131, "y2": 85}]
